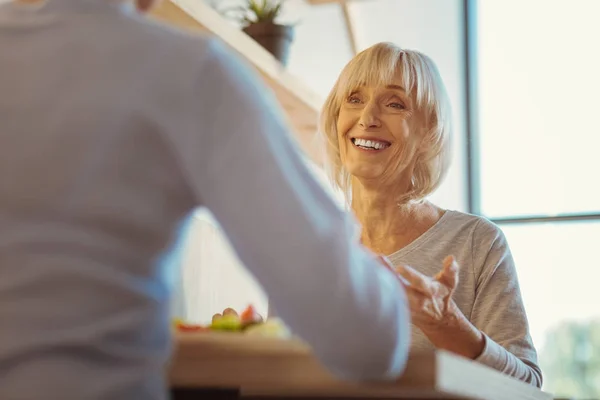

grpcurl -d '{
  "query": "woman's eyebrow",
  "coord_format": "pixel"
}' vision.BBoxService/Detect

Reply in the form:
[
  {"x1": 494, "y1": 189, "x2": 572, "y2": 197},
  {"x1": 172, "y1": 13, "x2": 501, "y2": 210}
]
[{"x1": 386, "y1": 84, "x2": 406, "y2": 92}]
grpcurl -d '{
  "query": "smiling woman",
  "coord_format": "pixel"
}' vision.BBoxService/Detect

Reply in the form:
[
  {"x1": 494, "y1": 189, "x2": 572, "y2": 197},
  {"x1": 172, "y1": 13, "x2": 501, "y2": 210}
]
[
  {"x1": 318, "y1": 42, "x2": 542, "y2": 387},
  {"x1": 321, "y1": 42, "x2": 451, "y2": 204}
]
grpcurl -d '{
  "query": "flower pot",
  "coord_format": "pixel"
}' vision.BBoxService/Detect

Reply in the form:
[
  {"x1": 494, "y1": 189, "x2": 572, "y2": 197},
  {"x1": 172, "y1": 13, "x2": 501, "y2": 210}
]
[{"x1": 242, "y1": 22, "x2": 294, "y2": 66}]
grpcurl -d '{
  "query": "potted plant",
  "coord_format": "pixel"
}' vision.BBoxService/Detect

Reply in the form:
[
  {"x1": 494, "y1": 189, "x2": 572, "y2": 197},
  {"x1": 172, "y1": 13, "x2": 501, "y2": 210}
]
[{"x1": 221, "y1": 0, "x2": 294, "y2": 66}]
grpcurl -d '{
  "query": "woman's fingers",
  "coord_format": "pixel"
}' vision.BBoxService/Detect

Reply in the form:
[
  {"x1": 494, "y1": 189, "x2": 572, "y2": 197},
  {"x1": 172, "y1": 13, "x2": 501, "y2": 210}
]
[
  {"x1": 435, "y1": 255, "x2": 459, "y2": 290},
  {"x1": 395, "y1": 264, "x2": 435, "y2": 294},
  {"x1": 404, "y1": 287, "x2": 443, "y2": 320}
]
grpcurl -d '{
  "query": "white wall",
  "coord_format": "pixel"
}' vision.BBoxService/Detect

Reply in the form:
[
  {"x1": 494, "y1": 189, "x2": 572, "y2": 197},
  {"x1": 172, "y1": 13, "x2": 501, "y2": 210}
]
[{"x1": 175, "y1": 0, "x2": 468, "y2": 323}]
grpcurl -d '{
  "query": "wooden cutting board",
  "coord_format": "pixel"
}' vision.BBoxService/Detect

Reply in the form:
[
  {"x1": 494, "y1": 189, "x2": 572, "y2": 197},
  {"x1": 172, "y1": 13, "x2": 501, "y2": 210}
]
[{"x1": 168, "y1": 332, "x2": 553, "y2": 400}]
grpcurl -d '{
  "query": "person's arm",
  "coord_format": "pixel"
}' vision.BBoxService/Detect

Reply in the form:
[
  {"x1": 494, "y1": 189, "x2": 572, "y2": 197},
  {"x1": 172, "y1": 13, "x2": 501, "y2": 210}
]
[
  {"x1": 173, "y1": 38, "x2": 410, "y2": 381},
  {"x1": 470, "y1": 220, "x2": 543, "y2": 387}
]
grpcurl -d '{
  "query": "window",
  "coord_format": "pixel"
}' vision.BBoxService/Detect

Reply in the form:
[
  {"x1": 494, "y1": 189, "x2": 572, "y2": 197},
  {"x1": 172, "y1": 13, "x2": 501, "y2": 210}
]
[
  {"x1": 473, "y1": 0, "x2": 600, "y2": 219},
  {"x1": 470, "y1": 0, "x2": 600, "y2": 397}
]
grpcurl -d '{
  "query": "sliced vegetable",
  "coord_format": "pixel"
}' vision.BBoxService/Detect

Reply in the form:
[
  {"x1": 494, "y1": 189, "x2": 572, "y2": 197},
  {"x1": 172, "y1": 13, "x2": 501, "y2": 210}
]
[
  {"x1": 172, "y1": 318, "x2": 210, "y2": 332},
  {"x1": 177, "y1": 323, "x2": 210, "y2": 332},
  {"x1": 240, "y1": 304, "x2": 263, "y2": 326},
  {"x1": 211, "y1": 314, "x2": 242, "y2": 332},
  {"x1": 244, "y1": 318, "x2": 290, "y2": 339},
  {"x1": 222, "y1": 308, "x2": 238, "y2": 317},
  {"x1": 173, "y1": 305, "x2": 288, "y2": 337}
]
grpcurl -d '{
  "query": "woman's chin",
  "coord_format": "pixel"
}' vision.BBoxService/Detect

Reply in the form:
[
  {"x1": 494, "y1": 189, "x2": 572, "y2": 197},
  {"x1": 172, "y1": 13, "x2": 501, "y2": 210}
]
[{"x1": 346, "y1": 165, "x2": 385, "y2": 184}]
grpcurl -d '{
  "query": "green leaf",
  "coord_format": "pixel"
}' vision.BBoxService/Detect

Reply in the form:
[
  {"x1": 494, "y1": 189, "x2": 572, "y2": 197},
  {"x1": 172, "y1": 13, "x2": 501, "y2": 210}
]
[{"x1": 219, "y1": 0, "x2": 286, "y2": 25}]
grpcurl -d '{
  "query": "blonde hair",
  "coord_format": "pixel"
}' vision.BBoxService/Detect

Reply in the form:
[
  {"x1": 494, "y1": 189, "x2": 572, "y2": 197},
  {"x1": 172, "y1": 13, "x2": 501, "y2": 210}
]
[{"x1": 319, "y1": 42, "x2": 452, "y2": 204}]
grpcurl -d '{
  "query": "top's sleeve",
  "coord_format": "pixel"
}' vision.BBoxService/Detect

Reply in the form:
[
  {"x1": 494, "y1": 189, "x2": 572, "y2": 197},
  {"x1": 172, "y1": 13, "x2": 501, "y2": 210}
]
[
  {"x1": 170, "y1": 38, "x2": 411, "y2": 381},
  {"x1": 470, "y1": 219, "x2": 543, "y2": 387}
]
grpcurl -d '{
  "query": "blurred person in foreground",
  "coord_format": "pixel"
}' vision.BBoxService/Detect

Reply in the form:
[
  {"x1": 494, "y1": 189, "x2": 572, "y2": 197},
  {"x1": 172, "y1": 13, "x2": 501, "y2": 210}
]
[
  {"x1": 318, "y1": 42, "x2": 542, "y2": 387},
  {"x1": 0, "y1": 0, "x2": 411, "y2": 398}
]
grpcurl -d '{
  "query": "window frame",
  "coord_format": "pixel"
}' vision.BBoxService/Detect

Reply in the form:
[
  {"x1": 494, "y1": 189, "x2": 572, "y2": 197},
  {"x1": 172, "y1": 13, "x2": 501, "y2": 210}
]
[{"x1": 463, "y1": 0, "x2": 600, "y2": 224}]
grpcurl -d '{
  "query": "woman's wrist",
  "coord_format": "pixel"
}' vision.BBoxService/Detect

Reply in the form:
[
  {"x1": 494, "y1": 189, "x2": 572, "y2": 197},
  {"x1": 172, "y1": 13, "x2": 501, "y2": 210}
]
[{"x1": 422, "y1": 303, "x2": 485, "y2": 359}]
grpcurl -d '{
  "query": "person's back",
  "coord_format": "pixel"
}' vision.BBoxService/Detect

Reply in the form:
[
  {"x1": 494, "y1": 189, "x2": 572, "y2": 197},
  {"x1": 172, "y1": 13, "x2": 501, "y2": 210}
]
[
  {"x1": 0, "y1": 0, "x2": 410, "y2": 398},
  {"x1": 0, "y1": 1, "x2": 214, "y2": 397}
]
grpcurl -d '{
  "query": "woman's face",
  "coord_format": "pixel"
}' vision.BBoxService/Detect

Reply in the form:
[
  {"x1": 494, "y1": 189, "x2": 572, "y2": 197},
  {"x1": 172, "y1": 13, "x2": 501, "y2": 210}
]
[{"x1": 336, "y1": 74, "x2": 422, "y2": 186}]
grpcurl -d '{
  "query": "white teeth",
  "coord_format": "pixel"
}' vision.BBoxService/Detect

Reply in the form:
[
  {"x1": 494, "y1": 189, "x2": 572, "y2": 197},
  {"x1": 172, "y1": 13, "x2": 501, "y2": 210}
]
[{"x1": 353, "y1": 138, "x2": 390, "y2": 150}]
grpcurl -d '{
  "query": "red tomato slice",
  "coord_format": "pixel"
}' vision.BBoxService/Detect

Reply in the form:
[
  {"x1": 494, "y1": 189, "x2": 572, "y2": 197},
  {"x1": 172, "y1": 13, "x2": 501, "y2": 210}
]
[
  {"x1": 240, "y1": 304, "x2": 263, "y2": 324},
  {"x1": 176, "y1": 323, "x2": 210, "y2": 332}
]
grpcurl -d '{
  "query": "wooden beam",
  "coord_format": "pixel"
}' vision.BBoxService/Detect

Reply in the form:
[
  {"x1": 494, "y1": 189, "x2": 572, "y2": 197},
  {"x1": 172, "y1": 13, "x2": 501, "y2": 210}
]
[
  {"x1": 308, "y1": 0, "x2": 349, "y2": 4},
  {"x1": 308, "y1": 0, "x2": 362, "y2": 54},
  {"x1": 149, "y1": 0, "x2": 324, "y2": 165},
  {"x1": 340, "y1": 1, "x2": 359, "y2": 54},
  {"x1": 308, "y1": 0, "x2": 373, "y2": 4}
]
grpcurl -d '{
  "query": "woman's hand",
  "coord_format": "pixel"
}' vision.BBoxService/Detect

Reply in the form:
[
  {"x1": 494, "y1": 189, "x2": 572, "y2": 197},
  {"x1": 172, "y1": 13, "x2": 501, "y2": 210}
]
[
  {"x1": 395, "y1": 255, "x2": 459, "y2": 331},
  {"x1": 394, "y1": 256, "x2": 485, "y2": 359}
]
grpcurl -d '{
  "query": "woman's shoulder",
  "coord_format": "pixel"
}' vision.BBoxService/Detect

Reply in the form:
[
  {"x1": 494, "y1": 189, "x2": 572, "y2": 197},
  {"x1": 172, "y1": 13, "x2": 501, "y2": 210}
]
[
  {"x1": 434, "y1": 211, "x2": 517, "y2": 290},
  {"x1": 437, "y1": 210, "x2": 510, "y2": 261},
  {"x1": 442, "y1": 210, "x2": 513, "y2": 271},
  {"x1": 443, "y1": 210, "x2": 502, "y2": 236},
  {"x1": 442, "y1": 210, "x2": 505, "y2": 239}
]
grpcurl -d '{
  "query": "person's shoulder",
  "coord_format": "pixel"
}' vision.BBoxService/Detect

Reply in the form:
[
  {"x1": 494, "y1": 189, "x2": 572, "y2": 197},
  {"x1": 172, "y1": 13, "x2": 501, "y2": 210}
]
[
  {"x1": 442, "y1": 212, "x2": 514, "y2": 278},
  {"x1": 108, "y1": 7, "x2": 226, "y2": 67},
  {"x1": 103, "y1": 10, "x2": 242, "y2": 100},
  {"x1": 0, "y1": 2, "x2": 10, "y2": 14},
  {"x1": 442, "y1": 210, "x2": 506, "y2": 244},
  {"x1": 439, "y1": 209, "x2": 488, "y2": 229}
]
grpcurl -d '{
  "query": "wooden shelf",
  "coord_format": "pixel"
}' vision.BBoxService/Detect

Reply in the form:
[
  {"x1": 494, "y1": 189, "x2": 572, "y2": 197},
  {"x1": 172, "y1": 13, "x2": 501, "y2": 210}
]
[
  {"x1": 169, "y1": 332, "x2": 553, "y2": 400},
  {"x1": 308, "y1": 0, "x2": 345, "y2": 3},
  {"x1": 149, "y1": 0, "x2": 323, "y2": 164},
  {"x1": 308, "y1": 0, "x2": 358, "y2": 4}
]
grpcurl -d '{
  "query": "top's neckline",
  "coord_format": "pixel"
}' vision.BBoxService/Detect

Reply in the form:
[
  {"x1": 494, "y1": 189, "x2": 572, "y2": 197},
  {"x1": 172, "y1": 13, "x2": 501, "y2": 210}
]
[{"x1": 385, "y1": 209, "x2": 457, "y2": 259}]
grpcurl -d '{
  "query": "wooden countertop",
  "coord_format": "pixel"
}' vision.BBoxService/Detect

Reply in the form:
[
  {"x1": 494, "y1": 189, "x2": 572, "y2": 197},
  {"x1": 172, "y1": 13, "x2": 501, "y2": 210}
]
[{"x1": 169, "y1": 332, "x2": 553, "y2": 400}]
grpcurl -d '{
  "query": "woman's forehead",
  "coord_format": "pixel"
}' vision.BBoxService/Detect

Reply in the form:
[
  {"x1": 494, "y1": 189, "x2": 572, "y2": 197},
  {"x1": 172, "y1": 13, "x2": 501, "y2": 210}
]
[
  {"x1": 352, "y1": 81, "x2": 406, "y2": 92},
  {"x1": 340, "y1": 70, "x2": 410, "y2": 95}
]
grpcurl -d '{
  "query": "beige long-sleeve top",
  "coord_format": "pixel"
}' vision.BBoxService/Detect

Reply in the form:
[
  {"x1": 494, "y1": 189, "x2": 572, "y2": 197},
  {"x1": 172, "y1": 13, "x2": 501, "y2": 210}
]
[{"x1": 387, "y1": 210, "x2": 542, "y2": 387}]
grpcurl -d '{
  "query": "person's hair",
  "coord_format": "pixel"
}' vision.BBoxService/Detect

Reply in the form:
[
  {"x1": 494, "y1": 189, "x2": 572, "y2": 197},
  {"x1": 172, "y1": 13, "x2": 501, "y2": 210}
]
[{"x1": 319, "y1": 42, "x2": 453, "y2": 204}]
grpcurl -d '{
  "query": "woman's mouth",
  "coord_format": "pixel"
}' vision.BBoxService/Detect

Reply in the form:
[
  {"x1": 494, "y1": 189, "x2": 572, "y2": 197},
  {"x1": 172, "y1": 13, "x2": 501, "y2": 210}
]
[{"x1": 351, "y1": 137, "x2": 391, "y2": 151}]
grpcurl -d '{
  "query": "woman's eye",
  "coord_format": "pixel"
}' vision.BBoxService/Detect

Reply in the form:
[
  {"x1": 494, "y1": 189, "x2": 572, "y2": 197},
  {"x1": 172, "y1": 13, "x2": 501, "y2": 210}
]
[
  {"x1": 388, "y1": 102, "x2": 405, "y2": 109},
  {"x1": 347, "y1": 96, "x2": 361, "y2": 104}
]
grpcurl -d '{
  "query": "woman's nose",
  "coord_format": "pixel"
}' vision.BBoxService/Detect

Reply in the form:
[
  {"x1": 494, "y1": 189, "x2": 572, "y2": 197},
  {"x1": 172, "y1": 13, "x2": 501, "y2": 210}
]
[{"x1": 358, "y1": 104, "x2": 381, "y2": 129}]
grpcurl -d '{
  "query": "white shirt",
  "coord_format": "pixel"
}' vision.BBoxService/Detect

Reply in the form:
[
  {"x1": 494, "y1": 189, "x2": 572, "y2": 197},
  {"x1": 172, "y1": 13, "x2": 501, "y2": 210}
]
[{"x1": 0, "y1": 0, "x2": 410, "y2": 398}]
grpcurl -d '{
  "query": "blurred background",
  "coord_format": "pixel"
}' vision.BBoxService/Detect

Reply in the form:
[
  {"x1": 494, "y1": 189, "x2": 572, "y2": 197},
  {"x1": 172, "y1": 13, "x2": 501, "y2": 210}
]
[{"x1": 167, "y1": 0, "x2": 600, "y2": 398}]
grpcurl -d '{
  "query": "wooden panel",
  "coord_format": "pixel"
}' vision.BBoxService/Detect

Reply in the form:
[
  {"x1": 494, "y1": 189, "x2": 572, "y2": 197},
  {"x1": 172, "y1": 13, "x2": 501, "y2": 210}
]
[
  {"x1": 169, "y1": 332, "x2": 553, "y2": 400},
  {"x1": 308, "y1": 0, "x2": 374, "y2": 4},
  {"x1": 308, "y1": 0, "x2": 347, "y2": 4},
  {"x1": 149, "y1": 0, "x2": 323, "y2": 164},
  {"x1": 308, "y1": 0, "x2": 356, "y2": 4}
]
